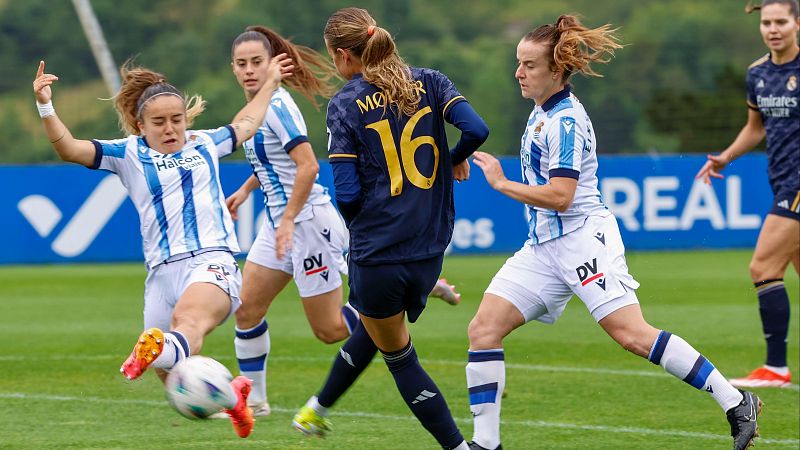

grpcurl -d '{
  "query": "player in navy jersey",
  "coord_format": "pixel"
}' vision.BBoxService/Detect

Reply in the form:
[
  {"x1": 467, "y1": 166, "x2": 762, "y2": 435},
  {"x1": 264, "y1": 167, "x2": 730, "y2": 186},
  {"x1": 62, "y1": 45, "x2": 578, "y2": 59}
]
[
  {"x1": 467, "y1": 16, "x2": 761, "y2": 450},
  {"x1": 32, "y1": 55, "x2": 292, "y2": 438},
  {"x1": 291, "y1": 8, "x2": 488, "y2": 450},
  {"x1": 214, "y1": 25, "x2": 461, "y2": 420},
  {"x1": 696, "y1": 0, "x2": 799, "y2": 389}
]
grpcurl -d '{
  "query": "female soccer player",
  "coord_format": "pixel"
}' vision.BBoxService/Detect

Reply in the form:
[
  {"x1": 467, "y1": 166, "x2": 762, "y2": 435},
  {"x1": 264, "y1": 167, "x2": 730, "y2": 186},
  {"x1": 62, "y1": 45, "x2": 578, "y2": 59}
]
[
  {"x1": 466, "y1": 15, "x2": 762, "y2": 450},
  {"x1": 32, "y1": 55, "x2": 292, "y2": 438},
  {"x1": 219, "y1": 25, "x2": 462, "y2": 419},
  {"x1": 696, "y1": 0, "x2": 799, "y2": 388},
  {"x1": 291, "y1": 8, "x2": 488, "y2": 450}
]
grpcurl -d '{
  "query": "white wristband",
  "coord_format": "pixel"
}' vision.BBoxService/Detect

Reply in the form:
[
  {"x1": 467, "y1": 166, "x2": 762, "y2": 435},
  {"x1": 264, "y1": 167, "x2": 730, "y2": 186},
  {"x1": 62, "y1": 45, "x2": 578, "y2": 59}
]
[{"x1": 36, "y1": 101, "x2": 55, "y2": 118}]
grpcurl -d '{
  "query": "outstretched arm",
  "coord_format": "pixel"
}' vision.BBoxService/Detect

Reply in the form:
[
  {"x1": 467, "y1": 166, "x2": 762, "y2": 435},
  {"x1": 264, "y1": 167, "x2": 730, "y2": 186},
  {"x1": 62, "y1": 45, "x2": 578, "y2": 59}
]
[
  {"x1": 472, "y1": 151, "x2": 577, "y2": 212},
  {"x1": 231, "y1": 54, "x2": 294, "y2": 144},
  {"x1": 696, "y1": 108, "x2": 765, "y2": 184},
  {"x1": 33, "y1": 61, "x2": 96, "y2": 167}
]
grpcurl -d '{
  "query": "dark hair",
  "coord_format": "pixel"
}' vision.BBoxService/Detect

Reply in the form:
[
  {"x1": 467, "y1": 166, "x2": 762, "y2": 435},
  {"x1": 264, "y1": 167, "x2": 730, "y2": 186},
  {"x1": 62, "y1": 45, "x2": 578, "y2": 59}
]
[
  {"x1": 746, "y1": 0, "x2": 799, "y2": 17},
  {"x1": 114, "y1": 61, "x2": 204, "y2": 134},
  {"x1": 324, "y1": 7, "x2": 420, "y2": 116},
  {"x1": 232, "y1": 25, "x2": 338, "y2": 108},
  {"x1": 524, "y1": 14, "x2": 623, "y2": 83}
]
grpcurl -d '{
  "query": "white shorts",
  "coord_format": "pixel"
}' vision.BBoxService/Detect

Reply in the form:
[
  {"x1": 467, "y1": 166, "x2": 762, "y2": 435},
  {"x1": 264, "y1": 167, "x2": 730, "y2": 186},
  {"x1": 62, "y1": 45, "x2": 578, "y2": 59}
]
[
  {"x1": 486, "y1": 213, "x2": 640, "y2": 324},
  {"x1": 143, "y1": 250, "x2": 242, "y2": 330},
  {"x1": 246, "y1": 202, "x2": 349, "y2": 297}
]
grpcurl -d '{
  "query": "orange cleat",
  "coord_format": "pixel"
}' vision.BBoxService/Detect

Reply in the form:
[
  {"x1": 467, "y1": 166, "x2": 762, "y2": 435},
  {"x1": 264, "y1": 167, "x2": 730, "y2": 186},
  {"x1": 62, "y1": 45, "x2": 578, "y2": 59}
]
[
  {"x1": 224, "y1": 376, "x2": 255, "y2": 438},
  {"x1": 729, "y1": 367, "x2": 792, "y2": 388},
  {"x1": 120, "y1": 328, "x2": 164, "y2": 380},
  {"x1": 431, "y1": 278, "x2": 461, "y2": 305}
]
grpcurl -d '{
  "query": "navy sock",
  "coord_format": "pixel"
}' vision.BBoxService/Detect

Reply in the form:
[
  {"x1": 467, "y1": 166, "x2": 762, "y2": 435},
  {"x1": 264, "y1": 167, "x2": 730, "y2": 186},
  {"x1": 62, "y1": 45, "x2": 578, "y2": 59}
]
[
  {"x1": 756, "y1": 279, "x2": 791, "y2": 367},
  {"x1": 317, "y1": 322, "x2": 377, "y2": 407},
  {"x1": 382, "y1": 340, "x2": 464, "y2": 450}
]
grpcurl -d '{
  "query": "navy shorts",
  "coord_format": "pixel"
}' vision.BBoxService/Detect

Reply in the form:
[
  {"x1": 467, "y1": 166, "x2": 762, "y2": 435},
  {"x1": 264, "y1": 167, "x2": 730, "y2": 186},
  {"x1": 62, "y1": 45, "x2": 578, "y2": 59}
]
[
  {"x1": 347, "y1": 254, "x2": 444, "y2": 323},
  {"x1": 770, "y1": 190, "x2": 800, "y2": 220}
]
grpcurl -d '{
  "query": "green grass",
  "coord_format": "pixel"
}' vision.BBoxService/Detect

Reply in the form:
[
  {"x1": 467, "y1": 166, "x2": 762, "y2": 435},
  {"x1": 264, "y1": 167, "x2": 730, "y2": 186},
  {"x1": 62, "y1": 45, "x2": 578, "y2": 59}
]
[{"x1": 0, "y1": 251, "x2": 798, "y2": 449}]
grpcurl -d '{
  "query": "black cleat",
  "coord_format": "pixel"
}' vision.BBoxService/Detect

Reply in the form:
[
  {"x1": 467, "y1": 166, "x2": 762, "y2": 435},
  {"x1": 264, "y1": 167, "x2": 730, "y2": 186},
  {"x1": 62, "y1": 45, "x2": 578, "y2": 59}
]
[
  {"x1": 468, "y1": 442, "x2": 502, "y2": 450},
  {"x1": 726, "y1": 390, "x2": 763, "y2": 450}
]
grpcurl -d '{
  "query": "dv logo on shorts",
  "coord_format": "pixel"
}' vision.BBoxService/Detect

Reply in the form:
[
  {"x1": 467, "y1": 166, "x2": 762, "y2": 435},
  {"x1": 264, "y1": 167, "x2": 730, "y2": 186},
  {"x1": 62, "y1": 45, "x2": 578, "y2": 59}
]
[
  {"x1": 304, "y1": 253, "x2": 329, "y2": 281},
  {"x1": 206, "y1": 264, "x2": 231, "y2": 281},
  {"x1": 576, "y1": 258, "x2": 606, "y2": 290}
]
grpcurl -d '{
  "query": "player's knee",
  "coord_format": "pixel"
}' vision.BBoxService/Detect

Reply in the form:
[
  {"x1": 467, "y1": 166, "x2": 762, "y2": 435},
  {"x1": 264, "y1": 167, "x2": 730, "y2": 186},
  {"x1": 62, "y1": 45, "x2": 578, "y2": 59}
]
[
  {"x1": 234, "y1": 300, "x2": 267, "y2": 328},
  {"x1": 312, "y1": 324, "x2": 347, "y2": 344},
  {"x1": 468, "y1": 316, "x2": 502, "y2": 349},
  {"x1": 613, "y1": 331, "x2": 649, "y2": 357}
]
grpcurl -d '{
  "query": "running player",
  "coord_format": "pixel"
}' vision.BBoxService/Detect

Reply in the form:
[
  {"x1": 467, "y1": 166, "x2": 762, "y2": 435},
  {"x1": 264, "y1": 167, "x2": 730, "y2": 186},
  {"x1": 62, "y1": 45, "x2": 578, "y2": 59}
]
[
  {"x1": 217, "y1": 26, "x2": 461, "y2": 419},
  {"x1": 696, "y1": 0, "x2": 799, "y2": 388},
  {"x1": 291, "y1": 8, "x2": 488, "y2": 450},
  {"x1": 32, "y1": 55, "x2": 292, "y2": 438},
  {"x1": 466, "y1": 15, "x2": 762, "y2": 450}
]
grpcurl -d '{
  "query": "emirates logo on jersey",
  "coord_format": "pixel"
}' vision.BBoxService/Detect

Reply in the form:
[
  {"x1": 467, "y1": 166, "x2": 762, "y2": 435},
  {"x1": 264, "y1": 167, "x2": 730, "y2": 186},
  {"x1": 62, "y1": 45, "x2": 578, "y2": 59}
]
[{"x1": 787, "y1": 75, "x2": 797, "y2": 92}]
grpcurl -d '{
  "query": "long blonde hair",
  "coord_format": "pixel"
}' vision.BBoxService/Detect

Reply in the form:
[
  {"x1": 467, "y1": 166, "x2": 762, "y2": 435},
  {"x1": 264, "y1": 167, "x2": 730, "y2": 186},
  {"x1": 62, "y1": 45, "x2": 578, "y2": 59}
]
[
  {"x1": 231, "y1": 26, "x2": 339, "y2": 108},
  {"x1": 524, "y1": 15, "x2": 623, "y2": 83},
  {"x1": 324, "y1": 7, "x2": 420, "y2": 116},
  {"x1": 114, "y1": 62, "x2": 205, "y2": 135}
]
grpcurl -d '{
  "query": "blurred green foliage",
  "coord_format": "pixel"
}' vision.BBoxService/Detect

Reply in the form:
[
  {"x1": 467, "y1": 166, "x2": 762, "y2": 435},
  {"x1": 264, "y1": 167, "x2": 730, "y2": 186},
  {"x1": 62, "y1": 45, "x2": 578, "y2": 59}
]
[{"x1": 0, "y1": 0, "x2": 767, "y2": 163}]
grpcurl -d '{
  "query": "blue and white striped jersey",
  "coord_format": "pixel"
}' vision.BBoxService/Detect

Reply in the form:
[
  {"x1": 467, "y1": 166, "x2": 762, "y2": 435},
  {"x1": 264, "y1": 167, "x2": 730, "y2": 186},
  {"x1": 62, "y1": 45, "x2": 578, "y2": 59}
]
[
  {"x1": 90, "y1": 126, "x2": 241, "y2": 267},
  {"x1": 243, "y1": 87, "x2": 330, "y2": 227},
  {"x1": 519, "y1": 86, "x2": 608, "y2": 245}
]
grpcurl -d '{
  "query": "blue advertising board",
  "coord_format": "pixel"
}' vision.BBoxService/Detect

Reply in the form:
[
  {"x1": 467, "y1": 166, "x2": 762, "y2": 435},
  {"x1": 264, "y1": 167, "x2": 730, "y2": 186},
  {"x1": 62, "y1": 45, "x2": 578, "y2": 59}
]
[{"x1": 2, "y1": 154, "x2": 770, "y2": 264}]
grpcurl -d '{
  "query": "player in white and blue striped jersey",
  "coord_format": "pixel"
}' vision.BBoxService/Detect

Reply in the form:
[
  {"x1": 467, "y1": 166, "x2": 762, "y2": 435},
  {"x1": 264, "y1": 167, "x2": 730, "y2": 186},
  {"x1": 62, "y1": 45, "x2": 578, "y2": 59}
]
[
  {"x1": 466, "y1": 16, "x2": 760, "y2": 450},
  {"x1": 220, "y1": 26, "x2": 351, "y2": 418},
  {"x1": 33, "y1": 55, "x2": 292, "y2": 438}
]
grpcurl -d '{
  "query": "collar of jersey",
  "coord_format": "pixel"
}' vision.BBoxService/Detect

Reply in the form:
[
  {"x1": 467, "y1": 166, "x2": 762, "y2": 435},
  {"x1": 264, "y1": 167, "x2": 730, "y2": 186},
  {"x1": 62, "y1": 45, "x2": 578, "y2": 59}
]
[
  {"x1": 138, "y1": 134, "x2": 191, "y2": 157},
  {"x1": 540, "y1": 85, "x2": 572, "y2": 112}
]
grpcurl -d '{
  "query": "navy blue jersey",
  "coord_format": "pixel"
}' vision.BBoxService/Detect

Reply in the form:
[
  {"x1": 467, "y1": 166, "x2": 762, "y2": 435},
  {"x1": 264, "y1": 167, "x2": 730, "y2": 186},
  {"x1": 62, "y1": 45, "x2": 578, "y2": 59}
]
[
  {"x1": 327, "y1": 68, "x2": 466, "y2": 264},
  {"x1": 746, "y1": 52, "x2": 800, "y2": 194}
]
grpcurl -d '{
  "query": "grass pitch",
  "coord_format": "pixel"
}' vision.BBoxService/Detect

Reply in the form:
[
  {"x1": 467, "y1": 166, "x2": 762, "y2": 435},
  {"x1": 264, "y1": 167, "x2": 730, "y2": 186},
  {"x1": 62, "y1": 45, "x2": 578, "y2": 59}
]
[{"x1": 0, "y1": 251, "x2": 798, "y2": 449}]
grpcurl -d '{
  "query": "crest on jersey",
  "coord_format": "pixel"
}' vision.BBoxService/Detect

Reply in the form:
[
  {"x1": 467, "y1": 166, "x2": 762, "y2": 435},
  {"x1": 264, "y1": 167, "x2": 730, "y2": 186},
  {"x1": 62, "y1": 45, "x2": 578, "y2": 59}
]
[
  {"x1": 532, "y1": 121, "x2": 544, "y2": 138},
  {"x1": 787, "y1": 75, "x2": 797, "y2": 91}
]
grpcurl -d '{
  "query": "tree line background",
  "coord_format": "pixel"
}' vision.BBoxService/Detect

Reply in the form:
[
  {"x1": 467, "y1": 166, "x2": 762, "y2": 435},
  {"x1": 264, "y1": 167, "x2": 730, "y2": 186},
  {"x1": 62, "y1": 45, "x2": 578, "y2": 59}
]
[{"x1": 0, "y1": 0, "x2": 769, "y2": 163}]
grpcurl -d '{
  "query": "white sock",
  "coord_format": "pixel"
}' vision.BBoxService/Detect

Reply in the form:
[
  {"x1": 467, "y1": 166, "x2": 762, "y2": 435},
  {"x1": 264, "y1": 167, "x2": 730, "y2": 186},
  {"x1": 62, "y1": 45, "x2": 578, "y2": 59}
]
[
  {"x1": 453, "y1": 441, "x2": 470, "y2": 450},
  {"x1": 764, "y1": 364, "x2": 790, "y2": 375},
  {"x1": 234, "y1": 319, "x2": 270, "y2": 405},
  {"x1": 151, "y1": 331, "x2": 189, "y2": 370},
  {"x1": 648, "y1": 330, "x2": 743, "y2": 411},
  {"x1": 466, "y1": 349, "x2": 505, "y2": 450},
  {"x1": 306, "y1": 395, "x2": 328, "y2": 416}
]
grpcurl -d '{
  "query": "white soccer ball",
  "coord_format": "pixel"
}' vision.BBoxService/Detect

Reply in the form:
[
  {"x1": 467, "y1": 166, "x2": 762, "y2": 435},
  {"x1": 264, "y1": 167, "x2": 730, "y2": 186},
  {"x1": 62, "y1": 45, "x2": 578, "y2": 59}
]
[{"x1": 165, "y1": 355, "x2": 237, "y2": 419}]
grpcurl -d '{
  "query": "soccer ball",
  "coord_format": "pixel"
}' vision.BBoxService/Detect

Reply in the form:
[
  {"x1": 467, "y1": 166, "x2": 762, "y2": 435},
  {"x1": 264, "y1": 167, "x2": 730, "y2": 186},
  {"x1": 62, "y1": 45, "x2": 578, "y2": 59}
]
[{"x1": 165, "y1": 355, "x2": 237, "y2": 419}]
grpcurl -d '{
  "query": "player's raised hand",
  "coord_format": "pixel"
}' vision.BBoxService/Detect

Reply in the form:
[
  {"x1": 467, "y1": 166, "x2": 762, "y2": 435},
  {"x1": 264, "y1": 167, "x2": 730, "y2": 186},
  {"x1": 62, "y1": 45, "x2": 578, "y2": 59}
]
[
  {"x1": 33, "y1": 61, "x2": 59, "y2": 104},
  {"x1": 264, "y1": 53, "x2": 294, "y2": 90},
  {"x1": 472, "y1": 151, "x2": 506, "y2": 190},
  {"x1": 695, "y1": 153, "x2": 728, "y2": 185}
]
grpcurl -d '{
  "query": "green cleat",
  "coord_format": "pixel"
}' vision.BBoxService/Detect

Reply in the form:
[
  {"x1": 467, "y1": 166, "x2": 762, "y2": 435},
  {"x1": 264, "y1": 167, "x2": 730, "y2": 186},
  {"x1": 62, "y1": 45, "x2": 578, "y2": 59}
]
[{"x1": 292, "y1": 405, "x2": 332, "y2": 437}]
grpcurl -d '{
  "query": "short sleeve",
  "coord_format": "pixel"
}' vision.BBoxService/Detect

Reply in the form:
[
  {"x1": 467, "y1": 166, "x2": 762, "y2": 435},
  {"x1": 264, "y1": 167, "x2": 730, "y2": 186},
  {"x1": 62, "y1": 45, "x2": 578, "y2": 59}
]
[
  {"x1": 326, "y1": 98, "x2": 357, "y2": 163},
  {"x1": 89, "y1": 137, "x2": 129, "y2": 173},
  {"x1": 745, "y1": 69, "x2": 759, "y2": 110},
  {"x1": 194, "y1": 125, "x2": 238, "y2": 158},
  {"x1": 266, "y1": 95, "x2": 309, "y2": 152},
  {"x1": 544, "y1": 115, "x2": 583, "y2": 180}
]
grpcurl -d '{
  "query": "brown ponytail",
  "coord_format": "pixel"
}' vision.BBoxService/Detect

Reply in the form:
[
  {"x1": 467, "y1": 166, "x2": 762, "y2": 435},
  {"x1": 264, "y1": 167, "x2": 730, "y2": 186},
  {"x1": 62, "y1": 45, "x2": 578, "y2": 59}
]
[
  {"x1": 324, "y1": 7, "x2": 420, "y2": 116},
  {"x1": 525, "y1": 14, "x2": 623, "y2": 83},
  {"x1": 114, "y1": 61, "x2": 204, "y2": 135},
  {"x1": 232, "y1": 26, "x2": 339, "y2": 108}
]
